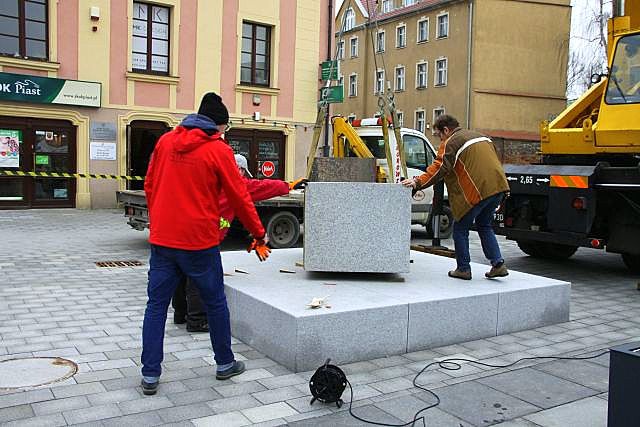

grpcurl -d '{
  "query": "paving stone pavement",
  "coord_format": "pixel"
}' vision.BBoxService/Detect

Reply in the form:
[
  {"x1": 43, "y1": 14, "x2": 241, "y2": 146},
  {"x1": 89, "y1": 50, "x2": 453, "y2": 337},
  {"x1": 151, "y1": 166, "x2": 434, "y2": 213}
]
[{"x1": 0, "y1": 209, "x2": 638, "y2": 426}]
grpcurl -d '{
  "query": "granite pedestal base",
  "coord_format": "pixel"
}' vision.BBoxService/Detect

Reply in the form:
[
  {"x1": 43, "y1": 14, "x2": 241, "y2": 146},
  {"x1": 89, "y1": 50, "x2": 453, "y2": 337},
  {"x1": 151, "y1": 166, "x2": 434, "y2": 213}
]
[{"x1": 222, "y1": 249, "x2": 570, "y2": 372}]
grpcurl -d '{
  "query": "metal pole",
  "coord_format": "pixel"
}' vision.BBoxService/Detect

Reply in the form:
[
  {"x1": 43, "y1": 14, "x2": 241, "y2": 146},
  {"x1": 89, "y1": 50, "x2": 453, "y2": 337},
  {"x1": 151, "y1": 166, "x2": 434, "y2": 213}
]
[{"x1": 322, "y1": 0, "x2": 333, "y2": 157}]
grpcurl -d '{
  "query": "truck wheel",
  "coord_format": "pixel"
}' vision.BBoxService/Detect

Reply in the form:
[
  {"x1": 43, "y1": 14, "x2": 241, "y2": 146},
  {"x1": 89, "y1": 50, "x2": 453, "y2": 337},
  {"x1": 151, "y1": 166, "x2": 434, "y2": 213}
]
[
  {"x1": 265, "y1": 211, "x2": 301, "y2": 249},
  {"x1": 621, "y1": 253, "x2": 640, "y2": 273},
  {"x1": 517, "y1": 240, "x2": 578, "y2": 259},
  {"x1": 426, "y1": 205, "x2": 453, "y2": 239}
]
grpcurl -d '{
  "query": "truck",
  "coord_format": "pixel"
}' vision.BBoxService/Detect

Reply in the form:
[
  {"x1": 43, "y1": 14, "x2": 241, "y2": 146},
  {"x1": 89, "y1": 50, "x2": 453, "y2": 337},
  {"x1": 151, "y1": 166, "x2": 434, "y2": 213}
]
[
  {"x1": 116, "y1": 119, "x2": 452, "y2": 248},
  {"x1": 494, "y1": 0, "x2": 640, "y2": 273}
]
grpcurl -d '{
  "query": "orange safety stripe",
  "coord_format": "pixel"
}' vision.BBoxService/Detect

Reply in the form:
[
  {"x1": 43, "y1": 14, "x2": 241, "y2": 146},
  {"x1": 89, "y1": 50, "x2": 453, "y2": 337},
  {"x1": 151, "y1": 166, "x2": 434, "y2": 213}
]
[{"x1": 550, "y1": 175, "x2": 588, "y2": 188}]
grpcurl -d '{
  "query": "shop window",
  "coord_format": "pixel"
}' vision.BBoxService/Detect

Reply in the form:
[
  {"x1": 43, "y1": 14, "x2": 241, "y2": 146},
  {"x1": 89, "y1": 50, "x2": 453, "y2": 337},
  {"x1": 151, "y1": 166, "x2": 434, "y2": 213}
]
[
  {"x1": 226, "y1": 129, "x2": 285, "y2": 180},
  {"x1": 241, "y1": 22, "x2": 271, "y2": 86},
  {"x1": 0, "y1": 0, "x2": 49, "y2": 60},
  {"x1": 131, "y1": 2, "x2": 170, "y2": 74}
]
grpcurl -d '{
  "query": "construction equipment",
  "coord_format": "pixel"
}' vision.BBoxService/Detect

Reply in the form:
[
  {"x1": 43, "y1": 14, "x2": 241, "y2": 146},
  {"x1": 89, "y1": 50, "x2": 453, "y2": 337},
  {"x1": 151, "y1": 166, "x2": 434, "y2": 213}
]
[{"x1": 494, "y1": 0, "x2": 640, "y2": 272}]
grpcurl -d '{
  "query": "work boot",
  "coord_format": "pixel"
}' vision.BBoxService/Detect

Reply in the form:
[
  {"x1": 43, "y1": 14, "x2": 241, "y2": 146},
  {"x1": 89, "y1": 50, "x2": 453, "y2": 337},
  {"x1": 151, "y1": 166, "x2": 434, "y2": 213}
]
[
  {"x1": 216, "y1": 361, "x2": 246, "y2": 380},
  {"x1": 186, "y1": 320, "x2": 209, "y2": 333},
  {"x1": 141, "y1": 378, "x2": 159, "y2": 396},
  {"x1": 448, "y1": 269, "x2": 472, "y2": 280},
  {"x1": 173, "y1": 311, "x2": 186, "y2": 325},
  {"x1": 485, "y1": 262, "x2": 509, "y2": 278}
]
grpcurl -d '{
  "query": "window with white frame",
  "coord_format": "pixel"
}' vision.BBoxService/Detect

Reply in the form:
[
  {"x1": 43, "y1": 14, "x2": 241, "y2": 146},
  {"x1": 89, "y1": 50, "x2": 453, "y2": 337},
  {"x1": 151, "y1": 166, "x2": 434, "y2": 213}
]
[
  {"x1": 375, "y1": 69, "x2": 385, "y2": 94},
  {"x1": 415, "y1": 110, "x2": 425, "y2": 133},
  {"x1": 350, "y1": 37, "x2": 358, "y2": 57},
  {"x1": 404, "y1": 0, "x2": 417, "y2": 5},
  {"x1": 382, "y1": 0, "x2": 392, "y2": 13},
  {"x1": 395, "y1": 66, "x2": 405, "y2": 91},
  {"x1": 396, "y1": 25, "x2": 406, "y2": 48},
  {"x1": 349, "y1": 74, "x2": 357, "y2": 97},
  {"x1": 416, "y1": 62, "x2": 427, "y2": 88},
  {"x1": 344, "y1": 8, "x2": 355, "y2": 31},
  {"x1": 338, "y1": 75, "x2": 344, "y2": 90},
  {"x1": 433, "y1": 107, "x2": 445, "y2": 124},
  {"x1": 132, "y1": 2, "x2": 171, "y2": 74},
  {"x1": 376, "y1": 30, "x2": 385, "y2": 53},
  {"x1": 436, "y1": 13, "x2": 449, "y2": 38},
  {"x1": 417, "y1": 18, "x2": 429, "y2": 43},
  {"x1": 396, "y1": 111, "x2": 404, "y2": 127},
  {"x1": 435, "y1": 57, "x2": 447, "y2": 86},
  {"x1": 337, "y1": 40, "x2": 344, "y2": 60}
]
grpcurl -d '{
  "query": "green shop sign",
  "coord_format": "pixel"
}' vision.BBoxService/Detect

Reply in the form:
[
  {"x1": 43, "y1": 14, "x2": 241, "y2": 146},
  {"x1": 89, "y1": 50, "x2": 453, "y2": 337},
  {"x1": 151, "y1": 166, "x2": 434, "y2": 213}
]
[{"x1": 0, "y1": 72, "x2": 101, "y2": 108}]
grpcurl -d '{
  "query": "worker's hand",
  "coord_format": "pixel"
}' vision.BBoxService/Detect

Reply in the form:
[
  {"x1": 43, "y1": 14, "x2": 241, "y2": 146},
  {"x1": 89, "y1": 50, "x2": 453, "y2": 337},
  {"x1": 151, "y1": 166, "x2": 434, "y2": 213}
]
[
  {"x1": 248, "y1": 236, "x2": 271, "y2": 262},
  {"x1": 289, "y1": 178, "x2": 309, "y2": 190},
  {"x1": 401, "y1": 177, "x2": 417, "y2": 189}
]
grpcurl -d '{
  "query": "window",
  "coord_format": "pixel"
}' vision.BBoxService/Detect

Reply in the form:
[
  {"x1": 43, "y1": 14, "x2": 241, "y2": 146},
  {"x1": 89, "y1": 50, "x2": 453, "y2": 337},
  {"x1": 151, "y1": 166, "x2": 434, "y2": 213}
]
[
  {"x1": 417, "y1": 19, "x2": 429, "y2": 43},
  {"x1": 376, "y1": 30, "x2": 385, "y2": 53},
  {"x1": 338, "y1": 75, "x2": 344, "y2": 92},
  {"x1": 404, "y1": 134, "x2": 433, "y2": 170},
  {"x1": 395, "y1": 66, "x2": 405, "y2": 92},
  {"x1": 437, "y1": 13, "x2": 449, "y2": 38},
  {"x1": 433, "y1": 107, "x2": 445, "y2": 125},
  {"x1": 375, "y1": 70, "x2": 385, "y2": 94},
  {"x1": 241, "y1": 22, "x2": 271, "y2": 86},
  {"x1": 605, "y1": 34, "x2": 640, "y2": 104},
  {"x1": 396, "y1": 111, "x2": 404, "y2": 127},
  {"x1": 416, "y1": 62, "x2": 427, "y2": 88},
  {"x1": 0, "y1": 0, "x2": 49, "y2": 59},
  {"x1": 132, "y1": 2, "x2": 170, "y2": 74},
  {"x1": 349, "y1": 74, "x2": 357, "y2": 97},
  {"x1": 344, "y1": 7, "x2": 355, "y2": 31},
  {"x1": 404, "y1": 0, "x2": 417, "y2": 5},
  {"x1": 435, "y1": 58, "x2": 447, "y2": 86},
  {"x1": 350, "y1": 37, "x2": 358, "y2": 57},
  {"x1": 337, "y1": 40, "x2": 344, "y2": 60},
  {"x1": 415, "y1": 110, "x2": 425, "y2": 133},
  {"x1": 396, "y1": 25, "x2": 406, "y2": 48},
  {"x1": 382, "y1": 0, "x2": 392, "y2": 13}
]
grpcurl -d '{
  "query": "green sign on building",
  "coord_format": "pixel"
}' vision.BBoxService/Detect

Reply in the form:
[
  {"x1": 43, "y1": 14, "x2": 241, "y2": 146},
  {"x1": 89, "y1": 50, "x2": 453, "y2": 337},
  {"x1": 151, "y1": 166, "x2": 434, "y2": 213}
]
[
  {"x1": 320, "y1": 60, "x2": 339, "y2": 80},
  {"x1": 319, "y1": 85, "x2": 344, "y2": 104},
  {"x1": 0, "y1": 72, "x2": 101, "y2": 108}
]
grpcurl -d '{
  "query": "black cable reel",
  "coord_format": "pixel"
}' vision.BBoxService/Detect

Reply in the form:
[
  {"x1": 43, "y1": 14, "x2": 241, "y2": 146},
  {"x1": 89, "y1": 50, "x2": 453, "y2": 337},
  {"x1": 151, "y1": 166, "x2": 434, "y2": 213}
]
[{"x1": 309, "y1": 358, "x2": 347, "y2": 408}]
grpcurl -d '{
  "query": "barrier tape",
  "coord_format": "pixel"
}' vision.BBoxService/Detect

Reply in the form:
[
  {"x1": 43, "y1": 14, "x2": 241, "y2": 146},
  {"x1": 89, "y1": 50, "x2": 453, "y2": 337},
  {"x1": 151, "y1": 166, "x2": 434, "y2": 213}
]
[{"x1": 0, "y1": 170, "x2": 145, "y2": 181}]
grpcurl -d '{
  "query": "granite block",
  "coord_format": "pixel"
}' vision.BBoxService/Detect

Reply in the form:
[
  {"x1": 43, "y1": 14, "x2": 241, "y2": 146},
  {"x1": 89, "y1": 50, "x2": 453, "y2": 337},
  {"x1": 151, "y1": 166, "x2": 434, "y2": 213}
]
[
  {"x1": 408, "y1": 294, "x2": 498, "y2": 352},
  {"x1": 303, "y1": 182, "x2": 411, "y2": 273},
  {"x1": 498, "y1": 285, "x2": 570, "y2": 335},
  {"x1": 309, "y1": 157, "x2": 377, "y2": 183}
]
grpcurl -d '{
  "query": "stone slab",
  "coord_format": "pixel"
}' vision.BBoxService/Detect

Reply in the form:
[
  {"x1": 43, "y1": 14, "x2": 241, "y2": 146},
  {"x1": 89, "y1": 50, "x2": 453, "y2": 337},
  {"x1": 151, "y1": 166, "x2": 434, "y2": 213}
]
[
  {"x1": 222, "y1": 248, "x2": 570, "y2": 372},
  {"x1": 309, "y1": 157, "x2": 377, "y2": 182},
  {"x1": 303, "y1": 182, "x2": 411, "y2": 273}
]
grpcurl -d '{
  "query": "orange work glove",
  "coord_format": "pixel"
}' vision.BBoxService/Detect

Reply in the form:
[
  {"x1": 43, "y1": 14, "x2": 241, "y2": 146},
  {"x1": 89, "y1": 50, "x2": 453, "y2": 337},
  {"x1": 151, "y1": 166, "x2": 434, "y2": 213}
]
[
  {"x1": 247, "y1": 236, "x2": 271, "y2": 262},
  {"x1": 289, "y1": 178, "x2": 309, "y2": 190}
]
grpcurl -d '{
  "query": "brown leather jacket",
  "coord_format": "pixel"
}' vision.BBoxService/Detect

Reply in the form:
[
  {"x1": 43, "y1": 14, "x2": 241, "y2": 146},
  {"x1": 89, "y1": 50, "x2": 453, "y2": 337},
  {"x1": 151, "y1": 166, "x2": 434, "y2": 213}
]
[{"x1": 414, "y1": 128, "x2": 509, "y2": 220}]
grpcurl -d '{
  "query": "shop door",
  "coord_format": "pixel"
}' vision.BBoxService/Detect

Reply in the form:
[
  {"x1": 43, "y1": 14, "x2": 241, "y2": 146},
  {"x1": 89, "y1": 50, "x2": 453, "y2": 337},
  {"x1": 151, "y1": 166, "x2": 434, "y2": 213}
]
[
  {"x1": 127, "y1": 121, "x2": 170, "y2": 190},
  {"x1": 0, "y1": 117, "x2": 76, "y2": 209},
  {"x1": 225, "y1": 129, "x2": 285, "y2": 180}
]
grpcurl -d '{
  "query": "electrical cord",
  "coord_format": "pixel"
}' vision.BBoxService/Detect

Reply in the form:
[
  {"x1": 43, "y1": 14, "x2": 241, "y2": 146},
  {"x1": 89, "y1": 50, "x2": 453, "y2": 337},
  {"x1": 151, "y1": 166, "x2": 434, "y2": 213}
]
[{"x1": 346, "y1": 350, "x2": 609, "y2": 427}]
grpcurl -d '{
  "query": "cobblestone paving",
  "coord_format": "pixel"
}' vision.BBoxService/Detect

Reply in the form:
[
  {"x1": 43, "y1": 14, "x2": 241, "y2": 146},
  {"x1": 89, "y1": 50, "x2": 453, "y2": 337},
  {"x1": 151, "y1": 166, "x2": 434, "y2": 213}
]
[{"x1": 0, "y1": 209, "x2": 638, "y2": 426}]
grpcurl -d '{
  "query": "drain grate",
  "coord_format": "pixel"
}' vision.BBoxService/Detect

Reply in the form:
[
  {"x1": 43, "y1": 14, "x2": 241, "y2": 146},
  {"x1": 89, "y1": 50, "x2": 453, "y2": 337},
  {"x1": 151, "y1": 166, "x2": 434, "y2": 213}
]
[{"x1": 95, "y1": 260, "x2": 144, "y2": 268}]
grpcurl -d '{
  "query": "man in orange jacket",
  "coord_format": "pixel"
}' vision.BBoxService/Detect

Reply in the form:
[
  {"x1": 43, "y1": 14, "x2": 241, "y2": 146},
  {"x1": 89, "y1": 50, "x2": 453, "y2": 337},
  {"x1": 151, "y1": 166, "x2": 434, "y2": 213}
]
[
  {"x1": 173, "y1": 154, "x2": 306, "y2": 332},
  {"x1": 141, "y1": 92, "x2": 270, "y2": 395}
]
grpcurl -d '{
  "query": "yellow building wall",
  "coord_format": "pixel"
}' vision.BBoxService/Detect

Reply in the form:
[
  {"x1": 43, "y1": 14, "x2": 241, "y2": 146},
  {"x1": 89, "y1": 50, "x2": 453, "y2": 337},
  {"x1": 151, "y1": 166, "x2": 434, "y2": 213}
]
[{"x1": 471, "y1": 0, "x2": 571, "y2": 133}]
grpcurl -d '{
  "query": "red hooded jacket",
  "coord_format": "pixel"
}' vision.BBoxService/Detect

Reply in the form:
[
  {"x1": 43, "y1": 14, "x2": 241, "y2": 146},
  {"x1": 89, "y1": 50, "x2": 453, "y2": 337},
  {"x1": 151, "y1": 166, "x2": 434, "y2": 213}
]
[
  {"x1": 144, "y1": 125, "x2": 265, "y2": 250},
  {"x1": 218, "y1": 176, "x2": 290, "y2": 240}
]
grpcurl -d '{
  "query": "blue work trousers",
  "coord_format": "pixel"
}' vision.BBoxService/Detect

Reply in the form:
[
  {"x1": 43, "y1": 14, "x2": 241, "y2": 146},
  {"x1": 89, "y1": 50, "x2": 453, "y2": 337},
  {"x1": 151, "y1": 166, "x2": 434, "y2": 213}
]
[
  {"x1": 141, "y1": 244, "x2": 234, "y2": 378},
  {"x1": 452, "y1": 192, "x2": 505, "y2": 272}
]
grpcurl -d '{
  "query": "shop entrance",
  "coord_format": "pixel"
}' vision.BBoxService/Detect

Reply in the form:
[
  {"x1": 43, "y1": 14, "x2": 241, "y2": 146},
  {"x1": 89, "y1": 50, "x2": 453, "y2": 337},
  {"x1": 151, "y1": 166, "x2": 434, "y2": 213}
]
[
  {"x1": 127, "y1": 121, "x2": 170, "y2": 190},
  {"x1": 0, "y1": 117, "x2": 76, "y2": 209},
  {"x1": 225, "y1": 129, "x2": 285, "y2": 179}
]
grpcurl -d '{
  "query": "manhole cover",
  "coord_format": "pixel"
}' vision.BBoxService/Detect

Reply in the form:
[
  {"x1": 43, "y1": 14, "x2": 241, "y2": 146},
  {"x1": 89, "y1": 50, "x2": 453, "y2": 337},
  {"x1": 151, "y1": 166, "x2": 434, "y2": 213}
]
[{"x1": 0, "y1": 357, "x2": 78, "y2": 390}]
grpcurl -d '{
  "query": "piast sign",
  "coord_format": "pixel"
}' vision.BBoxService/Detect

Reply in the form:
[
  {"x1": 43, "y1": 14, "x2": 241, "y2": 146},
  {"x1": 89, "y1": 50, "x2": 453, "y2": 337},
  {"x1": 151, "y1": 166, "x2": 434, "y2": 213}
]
[{"x1": 0, "y1": 72, "x2": 101, "y2": 108}]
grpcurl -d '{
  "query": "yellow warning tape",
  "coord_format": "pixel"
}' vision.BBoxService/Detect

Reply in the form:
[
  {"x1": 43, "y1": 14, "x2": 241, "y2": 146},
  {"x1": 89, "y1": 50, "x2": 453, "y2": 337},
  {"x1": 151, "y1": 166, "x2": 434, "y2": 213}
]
[{"x1": 0, "y1": 170, "x2": 144, "y2": 180}]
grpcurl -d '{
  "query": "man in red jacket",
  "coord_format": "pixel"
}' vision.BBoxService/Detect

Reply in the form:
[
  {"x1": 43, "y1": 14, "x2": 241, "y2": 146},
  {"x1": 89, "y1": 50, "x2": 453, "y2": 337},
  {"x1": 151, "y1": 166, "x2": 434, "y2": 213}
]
[
  {"x1": 172, "y1": 154, "x2": 305, "y2": 332},
  {"x1": 141, "y1": 92, "x2": 270, "y2": 395}
]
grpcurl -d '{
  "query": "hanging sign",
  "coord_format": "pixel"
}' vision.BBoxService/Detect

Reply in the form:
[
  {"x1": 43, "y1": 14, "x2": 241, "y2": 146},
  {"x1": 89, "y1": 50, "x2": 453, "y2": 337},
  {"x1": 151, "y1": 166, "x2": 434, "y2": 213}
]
[
  {"x1": 0, "y1": 129, "x2": 21, "y2": 168},
  {"x1": 0, "y1": 72, "x2": 101, "y2": 108}
]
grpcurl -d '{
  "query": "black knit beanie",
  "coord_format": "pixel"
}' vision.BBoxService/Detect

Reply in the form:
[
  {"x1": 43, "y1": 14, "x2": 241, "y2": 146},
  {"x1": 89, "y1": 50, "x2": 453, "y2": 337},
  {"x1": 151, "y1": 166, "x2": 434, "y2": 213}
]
[{"x1": 198, "y1": 92, "x2": 229, "y2": 125}]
